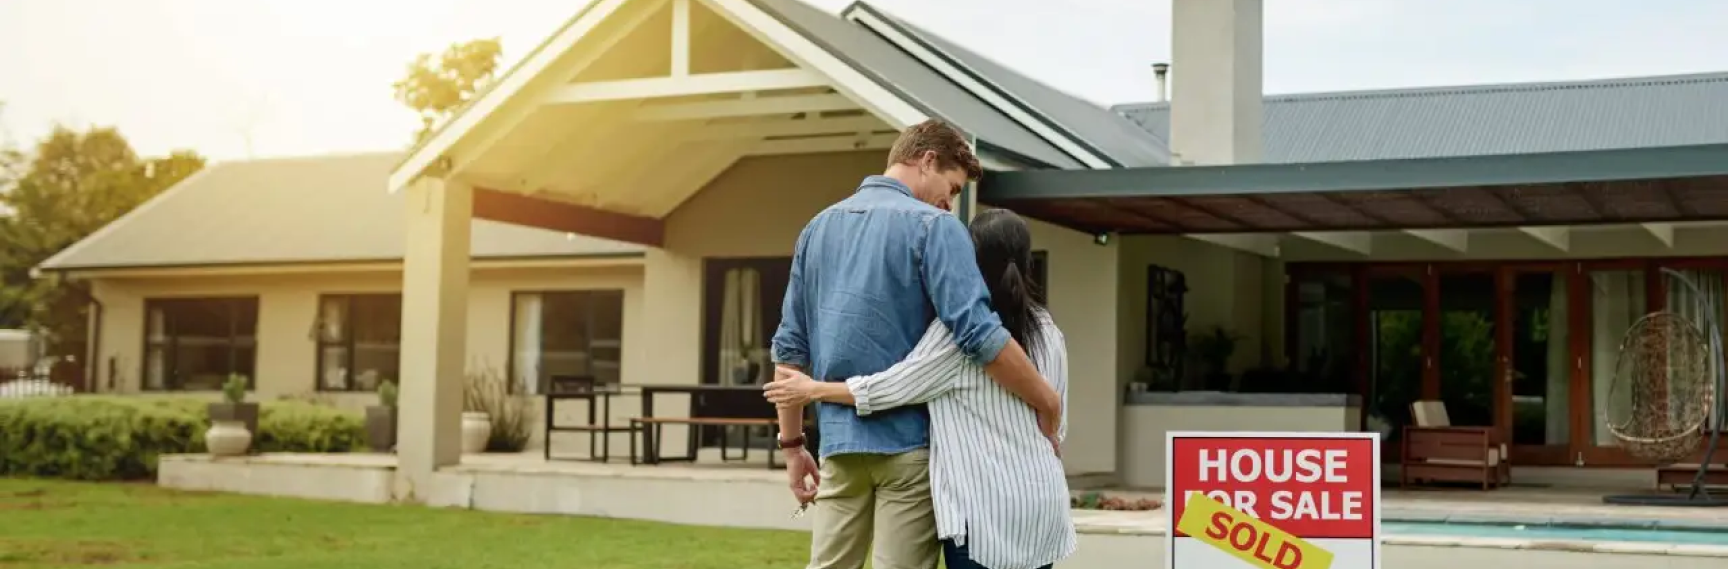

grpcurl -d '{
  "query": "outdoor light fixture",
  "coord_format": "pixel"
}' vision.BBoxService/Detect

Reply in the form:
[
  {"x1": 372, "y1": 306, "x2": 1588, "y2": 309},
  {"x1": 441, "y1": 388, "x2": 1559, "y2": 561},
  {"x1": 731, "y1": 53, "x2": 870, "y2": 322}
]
[{"x1": 1094, "y1": 232, "x2": 1111, "y2": 246}]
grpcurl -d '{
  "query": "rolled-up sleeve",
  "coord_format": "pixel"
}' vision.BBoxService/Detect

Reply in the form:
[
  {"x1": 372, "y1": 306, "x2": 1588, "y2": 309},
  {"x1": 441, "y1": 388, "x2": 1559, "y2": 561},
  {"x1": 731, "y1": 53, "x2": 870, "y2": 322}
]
[
  {"x1": 771, "y1": 225, "x2": 814, "y2": 368},
  {"x1": 919, "y1": 213, "x2": 1009, "y2": 366}
]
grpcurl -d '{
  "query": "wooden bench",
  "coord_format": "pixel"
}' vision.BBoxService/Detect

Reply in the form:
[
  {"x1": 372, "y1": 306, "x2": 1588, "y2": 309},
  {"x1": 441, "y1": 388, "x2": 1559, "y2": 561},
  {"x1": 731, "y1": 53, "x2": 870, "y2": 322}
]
[
  {"x1": 1657, "y1": 463, "x2": 1728, "y2": 490},
  {"x1": 630, "y1": 417, "x2": 784, "y2": 469}
]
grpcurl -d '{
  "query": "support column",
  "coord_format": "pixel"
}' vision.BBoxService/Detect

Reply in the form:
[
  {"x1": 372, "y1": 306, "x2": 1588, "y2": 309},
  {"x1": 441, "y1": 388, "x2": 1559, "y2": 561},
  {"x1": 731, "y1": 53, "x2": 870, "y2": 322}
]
[
  {"x1": 637, "y1": 248, "x2": 704, "y2": 445},
  {"x1": 397, "y1": 177, "x2": 472, "y2": 501}
]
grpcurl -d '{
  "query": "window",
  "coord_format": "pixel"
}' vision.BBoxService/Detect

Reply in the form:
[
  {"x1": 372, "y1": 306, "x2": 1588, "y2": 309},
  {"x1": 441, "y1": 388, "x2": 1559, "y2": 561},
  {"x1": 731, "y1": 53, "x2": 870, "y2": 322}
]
[
  {"x1": 316, "y1": 294, "x2": 402, "y2": 392},
  {"x1": 701, "y1": 258, "x2": 792, "y2": 386},
  {"x1": 144, "y1": 297, "x2": 259, "y2": 391},
  {"x1": 1138, "y1": 264, "x2": 1189, "y2": 391},
  {"x1": 510, "y1": 290, "x2": 625, "y2": 395}
]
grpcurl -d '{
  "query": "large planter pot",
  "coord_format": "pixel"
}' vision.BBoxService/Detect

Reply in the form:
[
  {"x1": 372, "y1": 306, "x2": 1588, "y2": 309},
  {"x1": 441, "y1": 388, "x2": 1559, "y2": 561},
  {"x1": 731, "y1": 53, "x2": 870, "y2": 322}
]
[
  {"x1": 364, "y1": 406, "x2": 398, "y2": 453},
  {"x1": 205, "y1": 420, "x2": 253, "y2": 457},
  {"x1": 208, "y1": 402, "x2": 260, "y2": 443},
  {"x1": 461, "y1": 412, "x2": 491, "y2": 454}
]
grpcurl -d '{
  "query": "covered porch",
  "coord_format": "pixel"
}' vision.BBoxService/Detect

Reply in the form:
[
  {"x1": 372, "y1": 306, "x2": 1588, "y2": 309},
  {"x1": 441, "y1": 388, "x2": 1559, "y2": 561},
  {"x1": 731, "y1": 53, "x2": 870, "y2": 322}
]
[
  {"x1": 383, "y1": 0, "x2": 1128, "y2": 492},
  {"x1": 983, "y1": 143, "x2": 1728, "y2": 486}
]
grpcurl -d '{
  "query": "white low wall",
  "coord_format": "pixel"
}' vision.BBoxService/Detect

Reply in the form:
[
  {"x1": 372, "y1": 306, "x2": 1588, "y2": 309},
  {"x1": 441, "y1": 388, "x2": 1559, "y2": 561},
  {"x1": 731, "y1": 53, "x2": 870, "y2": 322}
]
[
  {"x1": 159, "y1": 454, "x2": 394, "y2": 503},
  {"x1": 1119, "y1": 393, "x2": 1363, "y2": 488},
  {"x1": 157, "y1": 454, "x2": 1728, "y2": 568}
]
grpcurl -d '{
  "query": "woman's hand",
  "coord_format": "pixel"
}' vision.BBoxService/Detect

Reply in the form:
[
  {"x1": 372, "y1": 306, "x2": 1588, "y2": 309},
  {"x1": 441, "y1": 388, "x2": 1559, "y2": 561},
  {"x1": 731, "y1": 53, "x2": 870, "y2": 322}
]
[{"x1": 764, "y1": 367, "x2": 824, "y2": 407}]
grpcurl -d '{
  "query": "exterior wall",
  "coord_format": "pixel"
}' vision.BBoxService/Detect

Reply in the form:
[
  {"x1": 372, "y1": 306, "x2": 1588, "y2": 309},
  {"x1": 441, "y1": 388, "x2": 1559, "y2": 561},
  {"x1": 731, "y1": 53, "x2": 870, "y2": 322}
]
[
  {"x1": 1116, "y1": 235, "x2": 1286, "y2": 381},
  {"x1": 1025, "y1": 217, "x2": 1122, "y2": 476},
  {"x1": 646, "y1": 150, "x2": 1123, "y2": 474},
  {"x1": 86, "y1": 262, "x2": 646, "y2": 448},
  {"x1": 0, "y1": 330, "x2": 35, "y2": 369},
  {"x1": 644, "y1": 151, "x2": 887, "y2": 448}
]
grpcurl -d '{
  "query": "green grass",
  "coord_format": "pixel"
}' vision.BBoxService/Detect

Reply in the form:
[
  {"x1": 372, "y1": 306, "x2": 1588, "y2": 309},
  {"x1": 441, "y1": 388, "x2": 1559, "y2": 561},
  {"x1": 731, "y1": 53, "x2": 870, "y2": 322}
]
[{"x1": 0, "y1": 478, "x2": 810, "y2": 569}]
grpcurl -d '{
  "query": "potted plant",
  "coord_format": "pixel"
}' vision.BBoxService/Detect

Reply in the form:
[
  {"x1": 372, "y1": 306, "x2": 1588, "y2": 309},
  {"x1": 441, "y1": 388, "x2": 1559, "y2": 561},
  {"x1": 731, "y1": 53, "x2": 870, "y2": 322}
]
[
  {"x1": 1126, "y1": 366, "x2": 1155, "y2": 397},
  {"x1": 365, "y1": 380, "x2": 399, "y2": 453},
  {"x1": 206, "y1": 374, "x2": 258, "y2": 456},
  {"x1": 461, "y1": 366, "x2": 530, "y2": 453},
  {"x1": 1186, "y1": 327, "x2": 1242, "y2": 391},
  {"x1": 460, "y1": 373, "x2": 493, "y2": 454}
]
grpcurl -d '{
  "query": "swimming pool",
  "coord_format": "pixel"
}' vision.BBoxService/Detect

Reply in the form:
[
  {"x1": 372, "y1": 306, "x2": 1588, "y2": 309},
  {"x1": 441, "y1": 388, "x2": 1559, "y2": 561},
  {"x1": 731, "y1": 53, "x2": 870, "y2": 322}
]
[{"x1": 1385, "y1": 520, "x2": 1728, "y2": 546}]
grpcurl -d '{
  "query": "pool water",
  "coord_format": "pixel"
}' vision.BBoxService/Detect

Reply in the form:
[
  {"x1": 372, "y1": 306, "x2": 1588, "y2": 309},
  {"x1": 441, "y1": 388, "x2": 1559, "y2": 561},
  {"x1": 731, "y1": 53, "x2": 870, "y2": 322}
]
[{"x1": 1384, "y1": 521, "x2": 1728, "y2": 547}]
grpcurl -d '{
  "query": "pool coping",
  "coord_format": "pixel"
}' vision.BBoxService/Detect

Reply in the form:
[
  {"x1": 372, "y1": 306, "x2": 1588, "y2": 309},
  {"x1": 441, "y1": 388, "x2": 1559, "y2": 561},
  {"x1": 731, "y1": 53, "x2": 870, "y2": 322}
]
[
  {"x1": 1384, "y1": 508, "x2": 1728, "y2": 532},
  {"x1": 1070, "y1": 511, "x2": 1728, "y2": 558}
]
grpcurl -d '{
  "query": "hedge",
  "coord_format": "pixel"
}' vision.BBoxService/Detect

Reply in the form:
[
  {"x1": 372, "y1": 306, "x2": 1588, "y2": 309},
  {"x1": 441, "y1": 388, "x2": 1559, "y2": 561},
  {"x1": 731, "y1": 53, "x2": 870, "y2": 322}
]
[{"x1": 0, "y1": 396, "x2": 365, "y2": 481}]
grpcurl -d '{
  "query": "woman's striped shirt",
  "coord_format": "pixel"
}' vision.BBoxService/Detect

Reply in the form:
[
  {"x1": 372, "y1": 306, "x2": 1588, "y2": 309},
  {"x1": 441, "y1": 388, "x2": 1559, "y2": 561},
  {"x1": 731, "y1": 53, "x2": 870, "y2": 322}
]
[{"x1": 844, "y1": 310, "x2": 1076, "y2": 569}]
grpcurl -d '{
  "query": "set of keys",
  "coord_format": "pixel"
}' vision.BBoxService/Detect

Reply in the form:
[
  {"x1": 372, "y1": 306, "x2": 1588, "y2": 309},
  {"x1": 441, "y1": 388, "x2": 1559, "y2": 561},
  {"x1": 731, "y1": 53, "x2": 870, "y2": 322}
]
[{"x1": 791, "y1": 502, "x2": 812, "y2": 518}]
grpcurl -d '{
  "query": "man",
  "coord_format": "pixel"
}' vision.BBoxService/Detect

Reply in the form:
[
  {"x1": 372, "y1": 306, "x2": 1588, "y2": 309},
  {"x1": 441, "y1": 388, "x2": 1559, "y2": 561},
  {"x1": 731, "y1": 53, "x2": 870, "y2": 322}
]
[{"x1": 769, "y1": 119, "x2": 1063, "y2": 569}]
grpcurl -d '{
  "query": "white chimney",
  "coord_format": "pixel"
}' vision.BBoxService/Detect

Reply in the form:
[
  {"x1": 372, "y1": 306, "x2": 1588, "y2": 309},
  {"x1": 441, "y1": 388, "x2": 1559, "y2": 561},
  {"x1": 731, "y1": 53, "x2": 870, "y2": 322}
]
[
  {"x1": 1153, "y1": 63, "x2": 1170, "y2": 103},
  {"x1": 1170, "y1": 0, "x2": 1264, "y2": 166}
]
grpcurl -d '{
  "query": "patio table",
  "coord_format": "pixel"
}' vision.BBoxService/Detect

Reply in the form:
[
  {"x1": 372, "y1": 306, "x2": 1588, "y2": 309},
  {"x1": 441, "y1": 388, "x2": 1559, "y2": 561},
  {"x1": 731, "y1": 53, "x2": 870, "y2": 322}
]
[{"x1": 629, "y1": 384, "x2": 816, "y2": 468}]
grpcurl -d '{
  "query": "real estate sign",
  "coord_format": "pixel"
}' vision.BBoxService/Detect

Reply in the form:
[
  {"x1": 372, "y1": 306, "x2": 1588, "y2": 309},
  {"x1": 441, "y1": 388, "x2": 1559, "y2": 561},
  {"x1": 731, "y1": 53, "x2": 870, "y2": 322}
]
[{"x1": 1165, "y1": 432, "x2": 1381, "y2": 569}]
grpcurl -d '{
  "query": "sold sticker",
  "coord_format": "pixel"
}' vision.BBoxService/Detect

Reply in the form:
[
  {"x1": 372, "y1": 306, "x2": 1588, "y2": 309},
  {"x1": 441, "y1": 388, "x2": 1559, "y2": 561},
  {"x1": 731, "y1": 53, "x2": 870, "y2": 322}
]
[
  {"x1": 1176, "y1": 491, "x2": 1333, "y2": 569},
  {"x1": 1165, "y1": 432, "x2": 1380, "y2": 569}
]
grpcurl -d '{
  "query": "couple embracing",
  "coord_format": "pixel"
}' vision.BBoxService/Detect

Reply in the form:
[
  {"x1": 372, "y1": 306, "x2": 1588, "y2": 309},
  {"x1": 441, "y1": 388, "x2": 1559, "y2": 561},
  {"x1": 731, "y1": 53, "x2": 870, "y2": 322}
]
[{"x1": 763, "y1": 119, "x2": 1076, "y2": 569}]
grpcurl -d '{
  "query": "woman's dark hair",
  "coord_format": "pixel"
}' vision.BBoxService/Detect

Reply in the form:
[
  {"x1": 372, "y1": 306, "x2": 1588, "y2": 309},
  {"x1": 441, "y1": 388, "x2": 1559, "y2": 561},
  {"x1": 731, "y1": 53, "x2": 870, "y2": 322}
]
[{"x1": 969, "y1": 209, "x2": 1045, "y2": 354}]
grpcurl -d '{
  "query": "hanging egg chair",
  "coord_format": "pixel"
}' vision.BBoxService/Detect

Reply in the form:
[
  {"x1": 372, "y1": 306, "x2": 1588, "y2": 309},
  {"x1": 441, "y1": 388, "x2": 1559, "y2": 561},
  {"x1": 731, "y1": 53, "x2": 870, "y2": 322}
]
[
  {"x1": 1602, "y1": 311, "x2": 1714, "y2": 463},
  {"x1": 1602, "y1": 268, "x2": 1728, "y2": 507}
]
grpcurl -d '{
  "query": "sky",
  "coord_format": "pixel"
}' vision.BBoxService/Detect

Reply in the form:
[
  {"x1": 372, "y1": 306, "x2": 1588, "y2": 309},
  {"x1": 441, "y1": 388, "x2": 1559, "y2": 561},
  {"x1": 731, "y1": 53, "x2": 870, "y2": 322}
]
[{"x1": 1, "y1": 0, "x2": 1725, "y2": 162}]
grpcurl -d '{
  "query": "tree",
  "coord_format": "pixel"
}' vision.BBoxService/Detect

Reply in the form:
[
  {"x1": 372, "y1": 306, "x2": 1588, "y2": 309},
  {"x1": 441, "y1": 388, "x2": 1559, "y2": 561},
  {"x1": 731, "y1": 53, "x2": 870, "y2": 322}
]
[
  {"x1": 0, "y1": 126, "x2": 205, "y2": 352},
  {"x1": 393, "y1": 38, "x2": 504, "y2": 144}
]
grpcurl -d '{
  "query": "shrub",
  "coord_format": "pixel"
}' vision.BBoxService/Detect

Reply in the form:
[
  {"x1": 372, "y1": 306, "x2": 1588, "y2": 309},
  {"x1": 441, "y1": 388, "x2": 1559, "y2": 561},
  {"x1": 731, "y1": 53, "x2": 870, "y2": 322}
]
[
  {"x1": 1070, "y1": 491, "x2": 1162, "y2": 511},
  {"x1": 464, "y1": 366, "x2": 531, "y2": 453},
  {"x1": 254, "y1": 402, "x2": 365, "y2": 453},
  {"x1": 377, "y1": 380, "x2": 398, "y2": 408},
  {"x1": 0, "y1": 396, "x2": 365, "y2": 481}
]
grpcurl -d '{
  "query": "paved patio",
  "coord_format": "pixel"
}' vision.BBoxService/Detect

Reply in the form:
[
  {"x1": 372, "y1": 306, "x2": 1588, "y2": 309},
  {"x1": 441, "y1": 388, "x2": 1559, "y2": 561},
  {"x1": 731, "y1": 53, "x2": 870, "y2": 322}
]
[
  {"x1": 174, "y1": 451, "x2": 1728, "y2": 527},
  {"x1": 155, "y1": 451, "x2": 1728, "y2": 566}
]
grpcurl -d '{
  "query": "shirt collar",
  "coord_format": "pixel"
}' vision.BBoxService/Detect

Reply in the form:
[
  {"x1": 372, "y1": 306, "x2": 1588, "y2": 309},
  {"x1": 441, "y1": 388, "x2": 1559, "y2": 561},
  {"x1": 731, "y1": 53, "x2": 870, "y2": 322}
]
[{"x1": 857, "y1": 175, "x2": 914, "y2": 198}]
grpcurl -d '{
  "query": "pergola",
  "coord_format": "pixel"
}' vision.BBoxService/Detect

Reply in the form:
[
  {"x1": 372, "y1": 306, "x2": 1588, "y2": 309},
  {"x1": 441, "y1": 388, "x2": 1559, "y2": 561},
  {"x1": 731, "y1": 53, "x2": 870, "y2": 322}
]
[{"x1": 984, "y1": 143, "x2": 1728, "y2": 257}]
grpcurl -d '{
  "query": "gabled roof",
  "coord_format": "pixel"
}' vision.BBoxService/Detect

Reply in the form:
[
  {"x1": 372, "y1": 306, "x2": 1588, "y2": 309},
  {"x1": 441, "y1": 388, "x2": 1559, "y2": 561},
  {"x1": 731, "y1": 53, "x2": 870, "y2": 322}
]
[
  {"x1": 38, "y1": 152, "x2": 641, "y2": 273},
  {"x1": 844, "y1": 2, "x2": 1171, "y2": 167},
  {"x1": 1113, "y1": 72, "x2": 1728, "y2": 162},
  {"x1": 393, "y1": 0, "x2": 1110, "y2": 190},
  {"x1": 743, "y1": 0, "x2": 1086, "y2": 168}
]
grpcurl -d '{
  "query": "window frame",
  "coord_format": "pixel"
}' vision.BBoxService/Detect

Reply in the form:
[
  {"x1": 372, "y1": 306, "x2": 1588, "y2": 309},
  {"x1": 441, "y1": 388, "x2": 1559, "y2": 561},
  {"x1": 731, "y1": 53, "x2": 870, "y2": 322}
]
[
  {"x1": 140, "y1": 296, "x2": 261, "y2": 392},
  {"x1": 506, "y1": 289, "x2": 627, "y2": 395},
  {"x1": 313, "y1": 293, "x2": 404, "y2": 392}
]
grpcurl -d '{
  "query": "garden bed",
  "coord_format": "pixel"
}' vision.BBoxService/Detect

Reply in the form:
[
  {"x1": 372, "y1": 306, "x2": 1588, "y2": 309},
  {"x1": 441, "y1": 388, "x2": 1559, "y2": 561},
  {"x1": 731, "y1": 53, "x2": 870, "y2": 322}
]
[{"x1": 1070, "y1": 490, "x2": 1162, "y2": 511}]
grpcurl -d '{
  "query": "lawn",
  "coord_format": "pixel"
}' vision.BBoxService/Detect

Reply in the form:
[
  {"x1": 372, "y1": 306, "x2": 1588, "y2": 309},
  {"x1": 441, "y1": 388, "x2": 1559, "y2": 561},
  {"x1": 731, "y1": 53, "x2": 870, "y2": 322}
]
[{"x1": 0, "y1": 478, "x2": 811, "y2": 569}]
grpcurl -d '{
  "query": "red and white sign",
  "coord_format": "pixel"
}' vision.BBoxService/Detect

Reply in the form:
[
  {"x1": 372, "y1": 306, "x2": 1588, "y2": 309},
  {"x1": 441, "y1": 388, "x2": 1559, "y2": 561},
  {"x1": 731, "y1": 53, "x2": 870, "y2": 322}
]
[{"x1": 1165, "y1": 432, "x2": 1381, "y2": 569}]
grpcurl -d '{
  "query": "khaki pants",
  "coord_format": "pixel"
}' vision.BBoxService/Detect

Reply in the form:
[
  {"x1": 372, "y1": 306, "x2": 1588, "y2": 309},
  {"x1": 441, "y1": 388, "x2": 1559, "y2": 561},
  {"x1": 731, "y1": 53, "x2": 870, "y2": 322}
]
[{"x1": 806, "y1": 449, "x2": 938, "y2": 569}]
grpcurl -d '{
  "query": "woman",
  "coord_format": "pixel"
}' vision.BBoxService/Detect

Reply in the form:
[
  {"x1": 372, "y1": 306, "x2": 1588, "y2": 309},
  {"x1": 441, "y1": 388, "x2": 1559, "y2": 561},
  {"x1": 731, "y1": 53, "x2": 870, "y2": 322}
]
[{"x1": 766, "y1": 209, "x2": 1075, "y2": 569}]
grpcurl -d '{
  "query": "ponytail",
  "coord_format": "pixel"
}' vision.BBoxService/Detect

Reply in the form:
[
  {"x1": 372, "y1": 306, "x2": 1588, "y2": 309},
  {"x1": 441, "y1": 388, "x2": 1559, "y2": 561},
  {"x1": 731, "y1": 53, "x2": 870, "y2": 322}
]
[
  {"x1": 968, "y1": 208, "x2": 1045, "y2": 358},
  {"x1": 995, "y1": 259, "x2": 1045, "y2": 356}
]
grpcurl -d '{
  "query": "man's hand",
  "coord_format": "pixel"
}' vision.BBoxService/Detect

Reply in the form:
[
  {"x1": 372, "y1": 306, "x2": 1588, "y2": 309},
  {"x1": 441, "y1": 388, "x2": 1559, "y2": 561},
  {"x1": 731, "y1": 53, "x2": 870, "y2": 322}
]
[
  {"x1": 784, "y1": 446, "x2": 819, "y2": 505},
  {"x1": 764, "y1": 367, "x2": 822, "y2": 407}
]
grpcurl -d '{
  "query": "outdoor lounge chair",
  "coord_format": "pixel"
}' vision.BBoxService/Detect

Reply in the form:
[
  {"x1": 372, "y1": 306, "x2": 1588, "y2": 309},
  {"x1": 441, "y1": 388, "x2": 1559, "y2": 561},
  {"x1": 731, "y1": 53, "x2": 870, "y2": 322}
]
[{"x1": 1400, "y1": 400, "x2": 1511, "y2": 490}]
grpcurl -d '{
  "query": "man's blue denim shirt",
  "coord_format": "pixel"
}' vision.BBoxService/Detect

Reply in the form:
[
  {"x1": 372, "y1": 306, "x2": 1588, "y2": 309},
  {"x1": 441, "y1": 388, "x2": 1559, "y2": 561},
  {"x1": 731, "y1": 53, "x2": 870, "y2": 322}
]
[{"x1": 771, "y1": 175, "x2": 1011, "y2": 458}]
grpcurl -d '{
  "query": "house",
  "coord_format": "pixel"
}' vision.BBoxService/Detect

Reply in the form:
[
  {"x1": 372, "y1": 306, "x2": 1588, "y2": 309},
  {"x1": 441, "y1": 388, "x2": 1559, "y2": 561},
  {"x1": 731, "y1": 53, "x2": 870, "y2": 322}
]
[{"x1": 37, "y1": 0, "x2": 1728, "y2": 491}]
